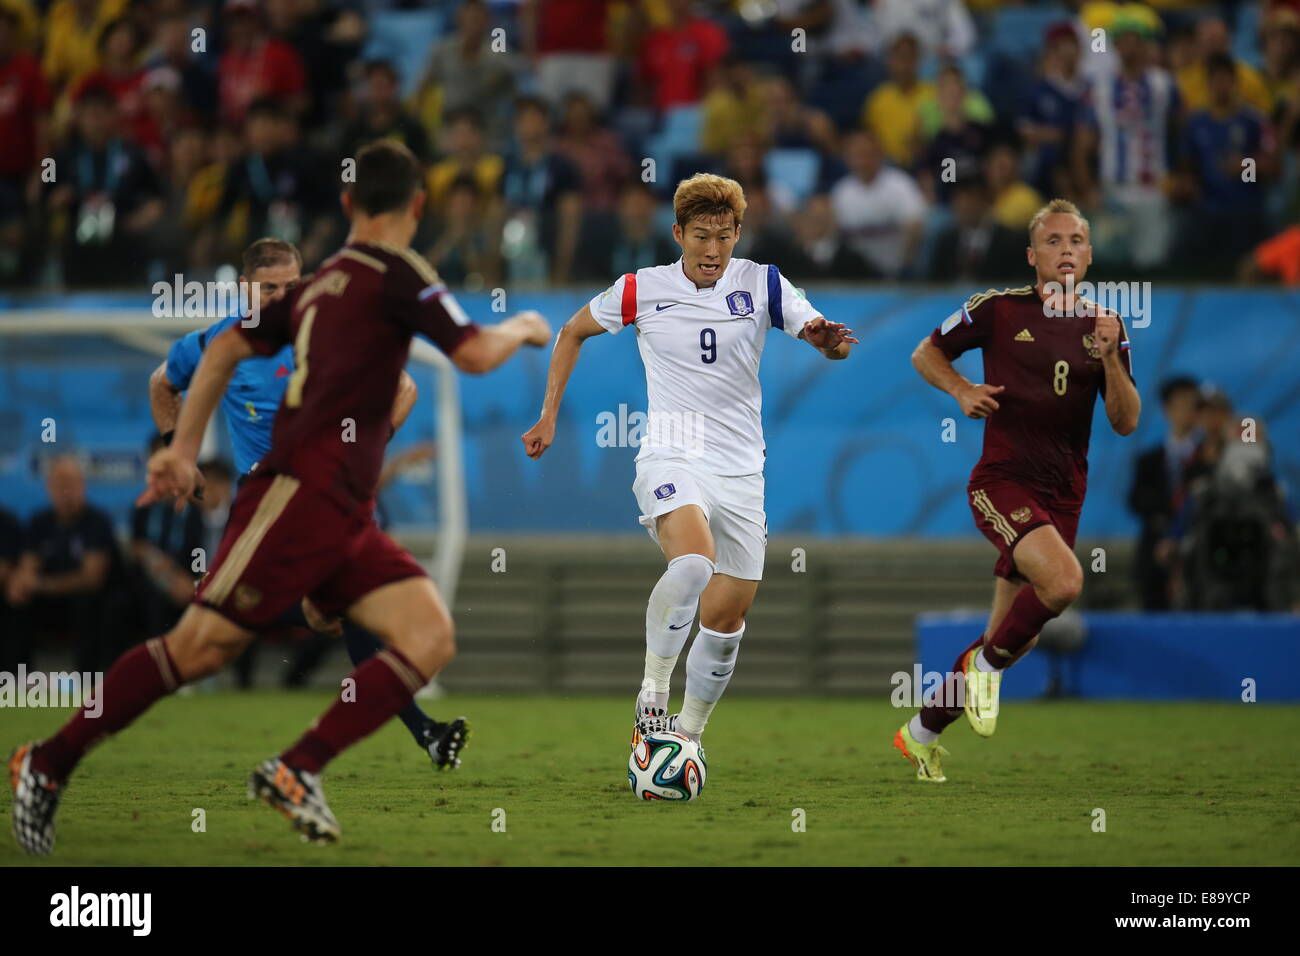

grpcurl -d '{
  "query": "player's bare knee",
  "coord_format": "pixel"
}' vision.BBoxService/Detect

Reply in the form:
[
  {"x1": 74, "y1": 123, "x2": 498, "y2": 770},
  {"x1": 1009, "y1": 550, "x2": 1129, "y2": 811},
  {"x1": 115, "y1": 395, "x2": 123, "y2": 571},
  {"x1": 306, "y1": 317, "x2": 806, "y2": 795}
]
[
  {"x1": 702, "y1": 612, "x2": 745, "y2": 633},
  {"x1": 168, "y1": 629, "x2": 243, "y2": 680},
  {"x1": 1042, "y1": 566, "x2": 1083, "y2": 611},
  {"x1": 391, "y1": 611, "x2": 455, "y2": 676}
]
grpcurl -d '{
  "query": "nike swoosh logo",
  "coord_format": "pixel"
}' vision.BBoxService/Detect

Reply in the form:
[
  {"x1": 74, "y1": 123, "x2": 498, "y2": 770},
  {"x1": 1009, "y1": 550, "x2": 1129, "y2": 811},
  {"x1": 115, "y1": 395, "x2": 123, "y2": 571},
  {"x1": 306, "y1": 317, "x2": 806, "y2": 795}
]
[
  {"x1": 710, "y1": 668, "x2": 734, "y2": 678},
  {"x1": 655, "y1": 303, "x2": 676, "y2": 311},
  {"x1": 668, "y1": 621, "x2": 691, "y2": 630}
]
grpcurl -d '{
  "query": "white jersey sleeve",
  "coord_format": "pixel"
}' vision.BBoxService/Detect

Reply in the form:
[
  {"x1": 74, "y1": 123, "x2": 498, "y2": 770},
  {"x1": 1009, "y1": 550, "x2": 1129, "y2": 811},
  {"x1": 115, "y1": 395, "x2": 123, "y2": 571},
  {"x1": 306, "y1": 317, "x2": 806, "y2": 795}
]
[
  {"x1": 589, "y1": 273, "x2": 638, "y2": 334},
  {"x1": 764, "y1": 265, "x2": 821, "y2": 340}
]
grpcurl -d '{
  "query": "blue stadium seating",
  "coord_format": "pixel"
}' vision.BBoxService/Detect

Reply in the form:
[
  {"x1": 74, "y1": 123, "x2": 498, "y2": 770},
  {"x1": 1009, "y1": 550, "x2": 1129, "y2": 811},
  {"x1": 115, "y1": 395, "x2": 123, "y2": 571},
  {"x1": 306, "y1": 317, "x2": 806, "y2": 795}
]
[
  {"x1": 645, "y1": 105, "x2": 704, "y2": 179},
  {"x1": 1233, "y1": 0, "x2": 1264, "y2": 69},
  {"x1": 765, "y1": 149, "x2": 820, "y2": 203}
]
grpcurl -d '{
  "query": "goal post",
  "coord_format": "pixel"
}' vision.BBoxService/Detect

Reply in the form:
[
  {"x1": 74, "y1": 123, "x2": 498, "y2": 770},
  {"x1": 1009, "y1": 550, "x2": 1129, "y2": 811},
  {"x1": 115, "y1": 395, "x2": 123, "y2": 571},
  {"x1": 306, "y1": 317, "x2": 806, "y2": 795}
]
[{"x1": 0, "y1": 308, "x2": 468, "y2": 604}]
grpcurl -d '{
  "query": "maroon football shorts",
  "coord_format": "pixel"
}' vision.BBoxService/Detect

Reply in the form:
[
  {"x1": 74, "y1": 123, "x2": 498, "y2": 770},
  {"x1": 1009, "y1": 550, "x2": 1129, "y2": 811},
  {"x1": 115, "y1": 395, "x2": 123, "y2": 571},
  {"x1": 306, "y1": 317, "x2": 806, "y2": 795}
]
[
  {"x1": 967, "y1": 478, "x2": 1081, "y2": 580},
  {"x1": 194, "y1": 472, "x2": 426, "y2": 630}
]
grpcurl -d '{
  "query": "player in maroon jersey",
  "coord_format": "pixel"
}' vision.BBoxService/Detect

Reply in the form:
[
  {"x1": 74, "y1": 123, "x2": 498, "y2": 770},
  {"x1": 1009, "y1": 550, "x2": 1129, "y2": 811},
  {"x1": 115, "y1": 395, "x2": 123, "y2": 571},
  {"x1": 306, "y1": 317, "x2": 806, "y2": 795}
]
[
  {"x1": 894, "y1": 198, "x2": 1141, "y2": 782},
  {"x1": 8, "y1": 141, "x2": 552, "y2": 852}
]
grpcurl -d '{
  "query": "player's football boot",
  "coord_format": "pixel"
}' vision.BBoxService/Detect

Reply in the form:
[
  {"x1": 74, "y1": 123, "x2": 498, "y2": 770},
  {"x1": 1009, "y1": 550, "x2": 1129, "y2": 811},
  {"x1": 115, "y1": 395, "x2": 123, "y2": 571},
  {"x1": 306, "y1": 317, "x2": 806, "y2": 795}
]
[
  {"x1": 9, "y1": 743, "x2": 63, "y2": 855},
  {"x1": 248, "y1": 758, "x2": 341, "y2": 844},
  {"x1": 893, "y1": 724, "x2": 949, "y2": 783},
  {"x1": 632, "y1": 679, "x2": 669, "y2": 750},
  {"x1": 961, "y1": 647, "x2": 1002, "y2": 737},
  {"x1": 421, "y1": 717, "x2": 470, "y2": 771}
]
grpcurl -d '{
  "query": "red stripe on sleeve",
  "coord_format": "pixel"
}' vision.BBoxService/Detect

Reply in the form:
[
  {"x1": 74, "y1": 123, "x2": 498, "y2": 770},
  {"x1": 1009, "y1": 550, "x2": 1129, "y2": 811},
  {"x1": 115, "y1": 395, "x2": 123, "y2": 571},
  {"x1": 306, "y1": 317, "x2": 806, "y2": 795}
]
[{"x1": 620, "y1": 273, "x2": 637, "y2": 326}]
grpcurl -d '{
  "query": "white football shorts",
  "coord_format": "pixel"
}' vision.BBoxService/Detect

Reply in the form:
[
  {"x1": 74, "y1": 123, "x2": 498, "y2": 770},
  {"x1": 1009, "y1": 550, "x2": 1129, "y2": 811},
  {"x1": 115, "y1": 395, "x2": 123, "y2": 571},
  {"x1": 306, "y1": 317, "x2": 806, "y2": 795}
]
[{"x1": 632, "y1": 460, "x2": 767, "y2": 581}]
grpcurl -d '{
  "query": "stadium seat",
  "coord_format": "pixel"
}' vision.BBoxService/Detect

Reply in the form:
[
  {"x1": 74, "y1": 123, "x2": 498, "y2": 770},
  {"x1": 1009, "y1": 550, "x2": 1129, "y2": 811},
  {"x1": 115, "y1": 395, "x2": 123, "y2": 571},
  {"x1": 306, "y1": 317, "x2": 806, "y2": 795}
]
[
  {"x1": 644, "y1": 106, "x2": 704, "y2": 190},
  {"x1": 765, "y1": 149, "x2": 820, "y2": 204},
  {"x1": 1233, "y1": 1, "x2": 1264, "y2": 69},
  {"x1": 987, "y1": 4, "x2": 1071, "y2": 58},
  {"x1": 359, "y1": 10, "x2": 448, "y2": 96},
  {"x1": 959, "y1": 51, "x2": 988, "y2": 92}
]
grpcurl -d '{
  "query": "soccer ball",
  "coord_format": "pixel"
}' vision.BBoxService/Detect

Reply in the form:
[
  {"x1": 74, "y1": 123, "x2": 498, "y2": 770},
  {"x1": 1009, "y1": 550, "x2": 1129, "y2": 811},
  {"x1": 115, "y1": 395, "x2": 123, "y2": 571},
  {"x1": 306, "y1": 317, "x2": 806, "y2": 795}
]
[{"x1": 628, "y1": 731, "x2": 706, "y2": 800}]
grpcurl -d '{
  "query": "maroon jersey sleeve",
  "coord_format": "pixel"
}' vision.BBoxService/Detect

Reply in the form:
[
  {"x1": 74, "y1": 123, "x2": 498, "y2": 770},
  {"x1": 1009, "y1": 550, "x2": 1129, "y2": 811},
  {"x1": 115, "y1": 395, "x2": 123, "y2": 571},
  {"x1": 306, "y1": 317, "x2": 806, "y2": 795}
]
[
  {"x1": 929, "y1": 292, "x2": 998, "y2": 359},
  {"x1": 234, "y1": 282, "x2": 302, "y2": 356},
  {"x1": 1098, "y1": 315, "x2": 1135, "y2": 396},
  {"x1": 385, "y1": 259, "x2": 480, "y2": 356}
]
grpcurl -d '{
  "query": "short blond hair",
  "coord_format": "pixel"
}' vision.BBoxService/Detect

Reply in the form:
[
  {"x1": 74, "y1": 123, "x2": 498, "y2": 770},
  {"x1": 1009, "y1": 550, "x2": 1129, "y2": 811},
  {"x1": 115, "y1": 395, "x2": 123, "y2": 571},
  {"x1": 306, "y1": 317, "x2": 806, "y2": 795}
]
[
  {"x1": 1028, "y1": 198, "x2": 1090, "y2": 243},
  {"x1": 672, "y1": 173, "x2": 746, "y2": 228}
]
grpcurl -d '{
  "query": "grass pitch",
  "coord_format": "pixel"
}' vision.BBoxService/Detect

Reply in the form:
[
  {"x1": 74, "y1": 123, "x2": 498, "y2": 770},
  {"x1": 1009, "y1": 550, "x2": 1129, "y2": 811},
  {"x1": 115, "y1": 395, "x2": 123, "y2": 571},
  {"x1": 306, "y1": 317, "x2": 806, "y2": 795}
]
[{"x1": 2, "y1": 693, "x2": 1297, "y2": 866}]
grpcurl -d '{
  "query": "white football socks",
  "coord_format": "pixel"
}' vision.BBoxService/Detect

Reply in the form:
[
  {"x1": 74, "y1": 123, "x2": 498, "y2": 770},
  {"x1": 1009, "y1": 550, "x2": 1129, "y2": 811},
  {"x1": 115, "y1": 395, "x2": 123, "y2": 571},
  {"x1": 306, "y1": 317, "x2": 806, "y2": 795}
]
[
  {"x1": 908, "y1": 714, "x2": 939, "y2": 744},
  {"x1": 643, "y1": 553, "x2": 715, "y2": 694},
  {"x1": 641, "y1": 658, "x2": 673, "y2": 713},
  {"x1": 679, "y1": 623, "x2": 745, "y2": 736}
]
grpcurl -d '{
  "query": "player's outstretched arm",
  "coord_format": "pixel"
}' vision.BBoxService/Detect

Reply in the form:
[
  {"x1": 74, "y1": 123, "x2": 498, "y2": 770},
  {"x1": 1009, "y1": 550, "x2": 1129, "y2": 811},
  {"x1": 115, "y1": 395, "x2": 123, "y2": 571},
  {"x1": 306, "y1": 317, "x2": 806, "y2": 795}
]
[
  {"x1": 798, "y1": 316, "x2": 858, "y2": 359},
  {"x1": 521, "y1": 305, "x2": 607, "y2": 460},
  {"x1": 450, "y1": 310, "x2": 552, "y2": 375},
  {"x1": 138, "y1": 327, "x2": 253, "y2": 509},
  {"x1": 911, "y1": 336, "x2": 1005, "y2": 419},
  {"x1": 148, "y1": 360, "x2": 182, "y2": 434}
]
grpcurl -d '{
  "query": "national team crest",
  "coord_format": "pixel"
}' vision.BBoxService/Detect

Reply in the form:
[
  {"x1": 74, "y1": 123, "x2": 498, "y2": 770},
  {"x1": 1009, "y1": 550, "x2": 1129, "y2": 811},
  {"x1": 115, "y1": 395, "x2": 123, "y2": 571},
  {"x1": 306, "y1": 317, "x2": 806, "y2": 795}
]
[
  {"x1": 1010, "y1": 507, "x2": 1033, "y2": 524},
  {"x1": 1082, "y1": 333, "x2": 1101, "y2": 360},
  {"x1": 726, "y1": 291, "x2": 754, "y2": 316},
  {"x1": 653, "y1": 483, "x2": 676, "y2": 500}
]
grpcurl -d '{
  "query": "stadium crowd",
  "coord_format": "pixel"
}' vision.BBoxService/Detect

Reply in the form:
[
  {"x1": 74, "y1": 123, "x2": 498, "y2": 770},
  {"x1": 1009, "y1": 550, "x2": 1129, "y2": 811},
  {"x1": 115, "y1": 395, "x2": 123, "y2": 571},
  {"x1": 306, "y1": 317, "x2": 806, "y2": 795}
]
[{"x1": 1, "y1": 0, "x2": 1298, "y2": 290}]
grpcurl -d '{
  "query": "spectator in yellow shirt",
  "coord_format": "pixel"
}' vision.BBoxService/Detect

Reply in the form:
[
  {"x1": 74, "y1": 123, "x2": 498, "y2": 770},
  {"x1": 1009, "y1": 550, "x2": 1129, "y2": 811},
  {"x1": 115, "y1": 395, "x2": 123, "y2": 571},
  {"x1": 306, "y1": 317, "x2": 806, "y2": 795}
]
[
  {"x1": 425, "y1": 107, "x2": 504, "y2": 213},
  {"x1": 862, "y1": 32, "x2": 933, "y2": 167},
  {"x1": 1177, "y1": 15, "x2": 1273, "y2": 115},
  {"x1": 42, "y1": 0, "x2": 129, "y2": 95},
  {"x1": 985, "y1": 141, "x2": 1043, "y2": 231},
  {"x1": 699, "y1": 57, "x2": 766, "y2": 156}
]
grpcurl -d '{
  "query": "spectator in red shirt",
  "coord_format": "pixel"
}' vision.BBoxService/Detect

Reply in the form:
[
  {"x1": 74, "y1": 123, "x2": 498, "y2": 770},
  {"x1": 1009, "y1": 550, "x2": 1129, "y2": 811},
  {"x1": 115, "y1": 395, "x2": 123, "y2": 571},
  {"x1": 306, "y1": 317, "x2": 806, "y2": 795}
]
[
  {"x1": 0, "y1": 4, "x2": 51, "y2": 283},
  {"x1": 0, "y1": 5, "x2": 47, "y2": 176},
  {"x1": 638, "y1": 0, "x2": 729, "y2": 113},
  {"x1": 217, "y1": 0, "x2": 307, "y2": 128},
  {"x1": 522, "y1": 0, "x2": 616, "y2": 111},
  {"x1": 69, "y1": 18, "x2": 161, "y2": 161}
]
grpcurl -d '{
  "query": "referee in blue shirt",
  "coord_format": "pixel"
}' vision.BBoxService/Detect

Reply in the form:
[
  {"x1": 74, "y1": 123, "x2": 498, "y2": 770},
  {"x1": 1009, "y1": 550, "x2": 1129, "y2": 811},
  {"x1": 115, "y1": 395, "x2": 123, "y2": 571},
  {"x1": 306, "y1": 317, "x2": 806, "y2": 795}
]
[{"x1": 147, "y1": 238, "x2": 467, "y2": 771}]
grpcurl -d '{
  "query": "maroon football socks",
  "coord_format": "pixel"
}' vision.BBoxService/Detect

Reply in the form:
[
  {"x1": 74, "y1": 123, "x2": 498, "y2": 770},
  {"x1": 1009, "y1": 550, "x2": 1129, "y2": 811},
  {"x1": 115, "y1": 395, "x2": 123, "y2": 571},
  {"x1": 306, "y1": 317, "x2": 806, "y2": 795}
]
[
  {"x1": 984, "y1": 585, "x2": 1058, "y2": 668},
  {"x1": 280, "y1": 648, "x2": 426, "y2": 774},
  {"x1": 34, "y1": 637, "x2": 182, "y2": 783},
  {"x1": 918, "y1": 634, "x2": 985, "y2": 735}
]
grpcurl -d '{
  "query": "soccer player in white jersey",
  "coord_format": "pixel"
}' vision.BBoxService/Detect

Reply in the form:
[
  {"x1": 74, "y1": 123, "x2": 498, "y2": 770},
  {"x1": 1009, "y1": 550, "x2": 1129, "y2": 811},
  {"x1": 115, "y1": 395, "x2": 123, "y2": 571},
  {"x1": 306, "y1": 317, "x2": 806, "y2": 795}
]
[{"x1": 522, "y1": 174, "x2": 857, "y2": 749}]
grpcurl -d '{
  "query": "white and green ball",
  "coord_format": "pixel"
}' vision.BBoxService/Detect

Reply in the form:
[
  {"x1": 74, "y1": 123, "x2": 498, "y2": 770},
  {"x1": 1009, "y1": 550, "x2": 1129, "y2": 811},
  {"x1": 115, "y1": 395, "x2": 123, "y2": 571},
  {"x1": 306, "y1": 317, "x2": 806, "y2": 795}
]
[{"x1": 628, "y1": 732, "x2": 706, "y2": 800}]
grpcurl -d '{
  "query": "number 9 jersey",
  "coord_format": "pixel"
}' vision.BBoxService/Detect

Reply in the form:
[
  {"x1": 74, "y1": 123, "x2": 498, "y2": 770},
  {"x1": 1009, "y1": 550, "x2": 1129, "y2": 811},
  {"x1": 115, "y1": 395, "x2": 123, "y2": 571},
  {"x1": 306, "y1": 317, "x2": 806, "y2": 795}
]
[{"x1": 589, "y1": 258, "x2": 821, "y2": 478}]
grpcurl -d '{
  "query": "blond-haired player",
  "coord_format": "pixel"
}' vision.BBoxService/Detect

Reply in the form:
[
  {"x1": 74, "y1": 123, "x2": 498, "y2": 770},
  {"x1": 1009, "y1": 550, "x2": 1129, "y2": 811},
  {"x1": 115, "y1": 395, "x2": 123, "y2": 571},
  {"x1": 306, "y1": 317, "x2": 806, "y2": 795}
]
[
  {"x1": 522, "y1": 174, "x2": 857, "y2": 751},
  {"x1": 895, "y1": 198, "x2": 1140, "y2": 782}
]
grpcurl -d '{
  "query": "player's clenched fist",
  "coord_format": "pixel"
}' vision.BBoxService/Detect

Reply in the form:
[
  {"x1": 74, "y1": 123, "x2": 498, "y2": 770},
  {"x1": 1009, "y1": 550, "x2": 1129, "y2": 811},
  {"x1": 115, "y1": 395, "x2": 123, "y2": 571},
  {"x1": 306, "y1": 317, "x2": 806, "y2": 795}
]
[
  {"x1": 1094, "y1": 310, "x2": 1121, "y2": 357},
  {"x1": 137, "y1": 446, "x2": 201, "y2": 511},
  {"x1": 957, "y1": 383, "x2": 1005, "y2": 419},
  {"x1": 521, "y1": 416, "x2": 556, "y2": 460}
]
